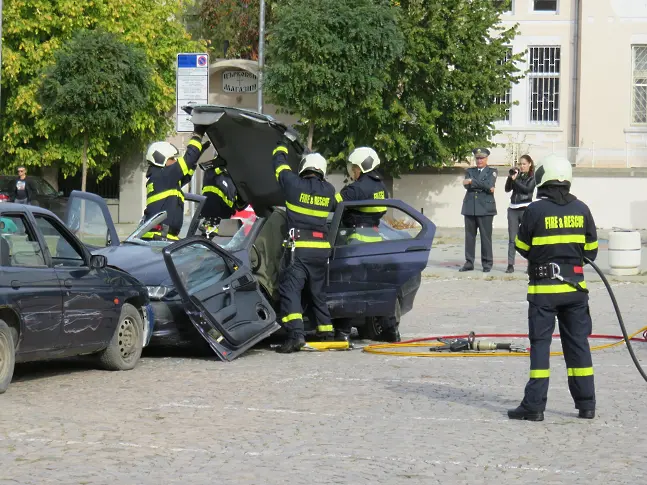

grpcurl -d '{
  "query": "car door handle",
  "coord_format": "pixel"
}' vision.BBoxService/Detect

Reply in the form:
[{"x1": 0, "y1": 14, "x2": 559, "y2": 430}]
[
  {"x1": 405, "y1": 246, "x2": 427, "y2": 252},
  {"x1": 64, "y1": 279, "x2": 73, "y2": 288},
  {"x1": 11, "y1": 280, "x2": 20, "y2": 290},
  {"x1": 222, "y1": 284, "x2": 231, "y2": 291}
]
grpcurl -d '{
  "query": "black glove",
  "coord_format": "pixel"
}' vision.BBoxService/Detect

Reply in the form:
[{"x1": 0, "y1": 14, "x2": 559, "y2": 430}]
[
  {"x1": 193, "y1": 124, "x2": 208, "y2": 137},
  {"x1": 200, "y1": 140, "x2": 212, "y2": 154}
]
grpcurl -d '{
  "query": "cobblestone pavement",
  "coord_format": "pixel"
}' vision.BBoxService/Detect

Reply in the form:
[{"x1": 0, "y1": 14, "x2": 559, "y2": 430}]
[{"x1": 1, "y1": 276, "x2": 646, "y2": 484}]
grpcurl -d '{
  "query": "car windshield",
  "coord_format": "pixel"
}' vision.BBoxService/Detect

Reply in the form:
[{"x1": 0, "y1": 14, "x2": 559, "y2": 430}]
[
  {"x1": 125, "y1": 199, "x2": 204, "y2": 246},
  {"x1": 220, "y1": 218, "x2": 257, "y2": 252}
]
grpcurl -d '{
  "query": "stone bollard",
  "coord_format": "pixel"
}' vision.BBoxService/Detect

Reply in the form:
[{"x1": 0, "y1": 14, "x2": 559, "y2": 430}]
[{"x1": 607, "y1": 229, "x2": 642, "y2": 276}]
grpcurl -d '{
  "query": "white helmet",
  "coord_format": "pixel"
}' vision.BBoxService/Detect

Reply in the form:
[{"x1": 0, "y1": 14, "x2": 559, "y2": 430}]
[
  {"x1": 347, "y1": 147, "x2": 380, "y2": 177},
  {"x1": 146, "y1": 141, "x2": 179, "y2": 167},
  {"x1": 298, "y1": 153, "x2": 327, "y2": 177},
  {"x1": 534, "y1": 153, "x2": 572, "y2": 188}
]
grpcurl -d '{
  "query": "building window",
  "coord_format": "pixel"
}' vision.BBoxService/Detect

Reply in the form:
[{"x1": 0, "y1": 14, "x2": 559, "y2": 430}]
[
  {"x1": 533, "y1": 0, "x2": 557, "y2": 11},
  {"x1": 632, "y1": 45, "x2": 647, "y2": 124},
  {"x1": 529, "y1": 46, "x2": 560, "y2": 124},
  {"x1": 495, "y1": 47, "x2": 513, "y2": 122}
]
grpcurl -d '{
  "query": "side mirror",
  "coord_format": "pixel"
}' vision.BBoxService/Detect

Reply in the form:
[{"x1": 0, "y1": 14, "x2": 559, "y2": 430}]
[
  {"x1": 217, "y1": 218, "x2": 243, "y2": 237},
  {"x1": 89, "y1": 254, "x2": 107, "y2": 269}
]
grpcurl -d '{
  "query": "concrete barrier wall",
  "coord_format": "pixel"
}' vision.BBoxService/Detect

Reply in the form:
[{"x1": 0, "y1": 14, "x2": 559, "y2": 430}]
[{"x1": 388, "y1": 168, "x2": 647, "y2": 230}]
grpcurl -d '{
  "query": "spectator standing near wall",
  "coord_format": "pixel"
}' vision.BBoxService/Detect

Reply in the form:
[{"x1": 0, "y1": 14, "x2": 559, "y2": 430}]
[
  {"x1": 504, "y1": 154, "x2": 536, "y2": 273},
  {"x1": 459, "y1": 148, "x2": 498, "y2": 273}
]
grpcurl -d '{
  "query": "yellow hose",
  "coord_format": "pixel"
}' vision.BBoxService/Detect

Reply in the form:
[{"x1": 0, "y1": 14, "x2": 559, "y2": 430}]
[{"x1": 362, "y1": 326, "x2": 647, "y2": 358}]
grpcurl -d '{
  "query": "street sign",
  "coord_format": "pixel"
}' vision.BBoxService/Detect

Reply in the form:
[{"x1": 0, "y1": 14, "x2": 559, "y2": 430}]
[{"x1": 176, "y1": 53, "x2": 210, "y2": 133}]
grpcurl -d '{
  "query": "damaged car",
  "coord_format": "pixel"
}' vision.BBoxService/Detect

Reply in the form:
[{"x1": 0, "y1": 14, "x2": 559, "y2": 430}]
[
  {"x1": 68, "y1": 105, "x2": 436, "y2": 362},
  {"x1": 0, "y1": 200, "x2": 153, "y2": 394}
]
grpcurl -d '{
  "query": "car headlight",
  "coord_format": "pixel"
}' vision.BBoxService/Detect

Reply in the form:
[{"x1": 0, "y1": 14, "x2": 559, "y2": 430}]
[{"x1": 146, "y1": 286, "x2": 169, "y2": 300}]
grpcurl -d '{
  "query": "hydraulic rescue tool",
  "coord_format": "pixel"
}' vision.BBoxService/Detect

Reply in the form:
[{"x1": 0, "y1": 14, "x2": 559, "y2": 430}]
[{"x1": 363, "y1": 257, "x2": 647, "y2": 384}]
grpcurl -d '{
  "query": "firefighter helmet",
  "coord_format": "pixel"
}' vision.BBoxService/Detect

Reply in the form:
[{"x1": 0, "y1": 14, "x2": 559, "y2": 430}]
[
  {"x1": 298, "y1": 153, "x2": 328, "y2": 177},
  {"x1": 146, "y1": 141, "x2": 179, "y2": 167},
  {"x1": 534, "y1": 153, "x2": 572, "y2": 188},
  {"x1": 347, "y1": 147, "x2": 380, "y2": 177}
]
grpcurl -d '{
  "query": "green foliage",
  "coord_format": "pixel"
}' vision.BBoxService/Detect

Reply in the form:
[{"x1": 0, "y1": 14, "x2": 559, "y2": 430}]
[
  {"x1": 0, "y1": 0, "x2": 205, "y2": 178},
  {"x1": 40, "y1": 30, "x2": 151, "y2": 138},
  {"x1": 197, "y1": 0, "x2": 275, "y2": 60},
  {"x1": 263, "y1": 0, "x2": 404, "y2": 148},
  {"x1": 289, "y1": 0, "x2": 524, "y2": 175}
]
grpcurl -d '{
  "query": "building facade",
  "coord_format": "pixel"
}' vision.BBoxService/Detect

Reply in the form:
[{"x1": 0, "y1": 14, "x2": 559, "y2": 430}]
[{"x1": 489, "y1": 0, "x2": 647, "y2": 168}]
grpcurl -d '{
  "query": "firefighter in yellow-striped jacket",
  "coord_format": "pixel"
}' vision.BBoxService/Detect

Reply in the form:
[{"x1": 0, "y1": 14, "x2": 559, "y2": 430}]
[
  {"x1": 141, "y1": 126, "x2": 208, "y2": 241},
  {"x1": 509, "y1": 154, "x2": 599, "y2": 422},
  {"x1": 199, "y1": 157, "x2": 246, "y2": 233}
]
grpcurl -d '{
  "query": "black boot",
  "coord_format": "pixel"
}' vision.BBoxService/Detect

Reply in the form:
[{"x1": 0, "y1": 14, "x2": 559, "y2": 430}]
[
  {"x1": 381, "y1": 326, "x2": 401, "y2": 343},
  {"x1": 276, "y1": 334, "x2": 306, "y2": 353},
  {"x1": 334, "y1": 330, "x2": 350, "y2": 342},
  {"x1": 459, "y1": 264, "x2": 474, "y2": 272},
  {"x1": 505, "y1": 264, "x2": 514, "y2": 273},
  {"x1": 507, "y1": 405, "x2": 544, "y2": 421},
  {"x1": 578, "y1": 409, "x2": 595, "y2": 419}
]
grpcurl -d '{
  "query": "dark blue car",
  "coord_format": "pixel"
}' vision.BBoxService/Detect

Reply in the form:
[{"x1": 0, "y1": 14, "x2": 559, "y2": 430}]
[{"x1": 66, "y1": 105, "x2": 436, "y2": 361}]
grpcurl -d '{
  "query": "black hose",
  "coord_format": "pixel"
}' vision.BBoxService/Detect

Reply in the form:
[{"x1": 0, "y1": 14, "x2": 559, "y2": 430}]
[{"x1": 584, "y1": 256, "x2": 647, "y2": 382}]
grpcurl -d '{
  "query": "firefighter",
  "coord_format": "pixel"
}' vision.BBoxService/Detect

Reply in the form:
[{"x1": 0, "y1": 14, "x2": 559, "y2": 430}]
[
  {"x1": 199, "y1": 157, "x2": 245, "y2": 235},
  {"x1": 333, "y1": 147, "x2": 400, "y2": 343},
  {"x1": 142, "y1": 125, "x2": 208, "y2": 241},
  {"x1": 509, "y1": 153, "x2": 599, "y2": 421},
  {"x1": 272, "y1": 142, "x2": 338, "y2": 353}
]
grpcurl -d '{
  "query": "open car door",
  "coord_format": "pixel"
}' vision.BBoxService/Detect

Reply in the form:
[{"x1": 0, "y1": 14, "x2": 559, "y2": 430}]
[
  {"x1": 64, "y1": 190, "x2": 120, "y2": 249},
  {"x1": 162, "y1": 237, "x2": 280, "y2": 361}
]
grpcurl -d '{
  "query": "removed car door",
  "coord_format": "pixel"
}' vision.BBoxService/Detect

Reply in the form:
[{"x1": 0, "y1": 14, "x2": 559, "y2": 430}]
[
  {"x1": 64, "y1": 191, "x2": 120, "y2": 249},
  {"x1": 162, "y1": 237, "x2": 279, "y2": 361}
]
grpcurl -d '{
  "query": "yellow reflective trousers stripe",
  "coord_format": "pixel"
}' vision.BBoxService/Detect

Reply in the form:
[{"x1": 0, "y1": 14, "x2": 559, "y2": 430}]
[
  {"x1": 275, "y1": 164, "x2": 291, "y2": 180},
  {"x1": 515, "y1": 235, "x2": 530, "y2": 251},
  {"x1": 567, "y1": 367, "x2": 594, "y2": 377},
  {"x1": 282, "y1": 313, "x2": 302, "y2": 323},
  {"x1": 356, "y1": 206, "x2": 387, "y2": 213},
  {"x1": 285, "y1": 201, "x2": 330, "y2": 218},
  {"x1": 528, "y1": 282, "x2": 587, "y2": 294},
  {"x1": 294, "y1": 241, "x2": 331, "y2": 249},
  {"x1": 532, "y1": 235, "x2": 586, "y2": 245},
  {"x1": 202, "y1": 186, "x2": 234, "y2": 208},
  {"x1": 317, "y1": 325, "x2": 333, "y2": 332},
  {"x1": 146, "y1": 189, "x2": 185, "y2": 205},
  {"x1": 529, "y1": 369, "x2": 550, "y2": 378}
]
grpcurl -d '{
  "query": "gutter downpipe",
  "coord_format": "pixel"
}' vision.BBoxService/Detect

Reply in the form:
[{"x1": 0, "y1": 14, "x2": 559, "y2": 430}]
[{"x1": 570, "y1": 0, "x2": 582, "y2": 164}]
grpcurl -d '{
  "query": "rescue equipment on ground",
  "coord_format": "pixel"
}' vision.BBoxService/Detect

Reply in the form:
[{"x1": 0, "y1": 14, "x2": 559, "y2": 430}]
[
  {"x1": 269, "y1": 341, "x2": 354, "y2": 352},
  {"x1": 363, "y1": 258, "x2": 647, "y2": 384}
]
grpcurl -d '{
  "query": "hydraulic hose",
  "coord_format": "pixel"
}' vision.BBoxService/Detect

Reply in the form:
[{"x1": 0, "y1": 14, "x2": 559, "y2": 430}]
[
  {"x1": 583, "y1": 256, "x2": 647, "y2": 382},
  {"x1": 364, "y1": 258, "x2": 647, "y2": 383}
]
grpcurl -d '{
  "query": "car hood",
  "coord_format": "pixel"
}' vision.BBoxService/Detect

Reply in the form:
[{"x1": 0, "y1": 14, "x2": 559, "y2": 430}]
[
  {"x1": 93, "y1": 244, "x2": 173, "y2": 287},
  {"x1": 186, "y1": 105, "x2": 305, "y2": 217}
]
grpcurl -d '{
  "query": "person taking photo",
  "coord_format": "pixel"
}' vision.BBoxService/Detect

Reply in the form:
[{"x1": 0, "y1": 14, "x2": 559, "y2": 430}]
[{"x1": 504, "y1": 154, "x2": 536, "y2": 273}]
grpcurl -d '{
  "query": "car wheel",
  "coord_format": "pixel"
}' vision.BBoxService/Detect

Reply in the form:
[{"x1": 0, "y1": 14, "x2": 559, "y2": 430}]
[
  {"x1": 250, "y1": 244, "x2": 261, "y2": 272},
  {"x1": 0, "y1": 320, "x2": 16, "y2": 394},
  {"x1": 98, "y1": 303, "x2": 144, "y2": 371},
  {"x1": 357, "y1": 299, "x2": 401, "y2": 341}
]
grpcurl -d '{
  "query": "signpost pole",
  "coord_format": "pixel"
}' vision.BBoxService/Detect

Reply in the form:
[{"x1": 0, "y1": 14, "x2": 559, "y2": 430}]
[{"x1": 257, "y1": 0, "x2": 265, "y2": 114}]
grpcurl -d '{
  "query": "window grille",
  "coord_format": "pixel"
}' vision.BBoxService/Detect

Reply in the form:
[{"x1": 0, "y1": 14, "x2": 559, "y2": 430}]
[
  {"x1": 529, "y1": 46, "x2": 560, "y2": 124},
  {"x1": 632, "y1": 45, "x2": 647, "y2": 124}
]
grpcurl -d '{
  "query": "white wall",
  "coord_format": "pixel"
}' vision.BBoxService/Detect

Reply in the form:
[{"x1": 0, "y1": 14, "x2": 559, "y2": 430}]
[{"x1": 392, "y1": 169, "x2": 647, "y2": 230}]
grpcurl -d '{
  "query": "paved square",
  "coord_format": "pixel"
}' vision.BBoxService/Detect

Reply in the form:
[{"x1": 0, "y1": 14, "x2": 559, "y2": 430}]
[{"x1": 1, "y1": 270, "x2": 645, "y2": 484}]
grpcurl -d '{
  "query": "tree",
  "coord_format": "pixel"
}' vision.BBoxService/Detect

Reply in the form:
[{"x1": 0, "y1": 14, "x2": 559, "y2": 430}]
[
  {"x1": 0, "y1": 0, "x2": 204, "y2": 178},
  {"x1": 197, "y1": 0, "x2": 275, "y2": 60},
  {"x1": 39, "y1": 30, "x2": 152, "y2": 192},
  {"x1": 288, "y1": 0, "x2": 524, "y2": 176},
  {"x1": 263, "y1": 0, "x2": 404, "y2": 150}
]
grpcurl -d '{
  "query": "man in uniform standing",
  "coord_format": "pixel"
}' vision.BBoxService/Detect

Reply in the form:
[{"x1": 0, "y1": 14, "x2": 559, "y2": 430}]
[
  {"x1": 272, "y1": 142, "x2": 338, "y2": 353},
  {"x1": 509, "y1": 154, "x2": 598, "y2": 421},
  {"x1": 460, "y1": 148, "x2": 498, "y2": 272}
]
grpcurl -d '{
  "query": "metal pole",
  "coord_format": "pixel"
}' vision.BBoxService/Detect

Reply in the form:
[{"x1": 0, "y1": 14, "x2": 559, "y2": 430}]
[{"x1": 257, "y1": 0, "x2": 265, "y2": 114}]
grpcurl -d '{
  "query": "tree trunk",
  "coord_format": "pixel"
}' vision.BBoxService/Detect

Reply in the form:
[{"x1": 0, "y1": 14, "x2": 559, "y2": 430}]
[
  {"x1": 81, "y1": 133, "x2": 88, "y2": 192},
  {"x1": 307, "y1": 122, "x2": 314, "y2": 151}
]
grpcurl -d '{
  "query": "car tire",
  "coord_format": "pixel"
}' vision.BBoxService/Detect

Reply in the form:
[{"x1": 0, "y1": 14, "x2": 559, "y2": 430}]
[
  {"x1": 0, "y1": 320, "x2": 16, "y2": 394},
  {"x1": 97, "y1": 303, "x2": 144, "y2": 371},
  {"x1": 357, "y1": 299, "x2": 401, "y2": 341}
]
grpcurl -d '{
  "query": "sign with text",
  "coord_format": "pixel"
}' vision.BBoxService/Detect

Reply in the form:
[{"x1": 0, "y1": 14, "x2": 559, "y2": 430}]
[
  {"x1": 176, "y1": 53, "x2": 210, "y2": 133},
  {"x1": 222, "y1": 70, "x2": 258, "y2": 93}
]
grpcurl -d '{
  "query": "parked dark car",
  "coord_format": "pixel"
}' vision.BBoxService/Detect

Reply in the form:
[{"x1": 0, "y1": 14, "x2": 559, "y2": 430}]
[
  {"x1": 67, "y1": 105, "x2": 436, "y2": 361},
  {"x1": 0, "y1": 201, "x2": 153, "y2": 394},
  {"x1": 0, "y1": 175, "x2": 68, "y2": 219}
]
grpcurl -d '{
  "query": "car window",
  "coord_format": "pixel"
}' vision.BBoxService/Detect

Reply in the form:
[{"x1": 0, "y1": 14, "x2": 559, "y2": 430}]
[
  {"x1": 335, "y1": 207, "x2": 422, "y2": 246},
  {"x1": 169, "y1": 242, "x2": 230, "y2": 295},
  {"x1": 66, "y1": 196, "x2": 112, "y2": 247},
  {"x1": 34, "y1": 215, "x2": 86, "y2": 267},
  {"x1": 31, "y1": 178, "x2": 58, "y2": 196},
  {"x1": 0, "y1": 214, "x2": 47, "y2": 267}
]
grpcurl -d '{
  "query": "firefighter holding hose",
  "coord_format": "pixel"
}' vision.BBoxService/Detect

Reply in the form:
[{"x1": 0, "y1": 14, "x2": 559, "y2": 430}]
[{"x1": 509, "y1": 154, "x2": 599, "y2": 421}]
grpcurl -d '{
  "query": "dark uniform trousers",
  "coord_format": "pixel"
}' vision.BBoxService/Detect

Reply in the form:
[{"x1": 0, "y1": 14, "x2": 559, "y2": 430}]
[
  {"x1": 273, "y1": 146, "x2": 337, "y2": 338},
  {"x1": 461, "y1": 166, "x2": 498, "y2": 270},
  {"x1": 515, "y1": 194, "x2": 598, "y2": 413}
]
